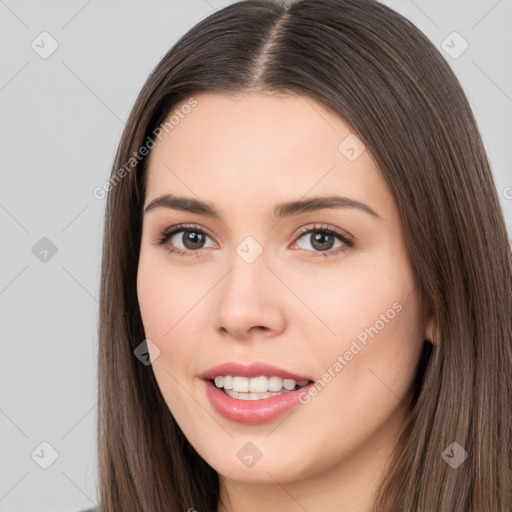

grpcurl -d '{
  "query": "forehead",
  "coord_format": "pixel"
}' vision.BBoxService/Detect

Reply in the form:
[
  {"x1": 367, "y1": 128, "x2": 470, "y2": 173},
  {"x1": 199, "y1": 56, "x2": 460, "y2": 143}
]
[
  {"x1": 144, "y1": 91, "x2": 394, "y2": 221},
  {"x1": 153, "y1": 91, "x2": 352, "y2": 160}
]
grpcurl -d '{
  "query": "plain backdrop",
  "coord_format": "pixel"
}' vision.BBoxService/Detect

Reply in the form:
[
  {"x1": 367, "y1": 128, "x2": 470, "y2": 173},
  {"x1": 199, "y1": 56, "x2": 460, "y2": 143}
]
[{"x1": 1, "y1": 0, "x2": 511, "y2": 510}]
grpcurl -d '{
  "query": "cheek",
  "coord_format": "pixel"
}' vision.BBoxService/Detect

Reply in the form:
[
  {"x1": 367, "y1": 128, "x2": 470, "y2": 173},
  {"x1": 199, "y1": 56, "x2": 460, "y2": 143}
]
[
  {"x1": 137, "y1": 270, "x2": 186, "y2": 373},
  {"x1": 136, "y1": 260, "x2": 199, "y2": 420},
  {"x1": 287, "y1": 254, "x2": 414, "y2": 352},
  {"x1": 136, "y1": 255, "x2": 208, "y2": 382},
  {"x1": 292, "y1": 293, "x2": 424, "y2": 468},
  {"x1": 136, "y1": 252, "x2": 197, "y2": 339},
  {"x1": 307, "y1": 247, "x2": 424, "y2": 399},
  {"x1": 137, "y1": 265, "x2": 169, "y2": 340},
  {"x1": 321, "y1": 284, "x2": 424, "y2": 423}
]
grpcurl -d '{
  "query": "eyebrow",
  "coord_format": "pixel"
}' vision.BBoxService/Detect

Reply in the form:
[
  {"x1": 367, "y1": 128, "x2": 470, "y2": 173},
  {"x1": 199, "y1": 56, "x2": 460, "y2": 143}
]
[{"x1": 143, "y1": 194, "x2": 382, "y2": 220}]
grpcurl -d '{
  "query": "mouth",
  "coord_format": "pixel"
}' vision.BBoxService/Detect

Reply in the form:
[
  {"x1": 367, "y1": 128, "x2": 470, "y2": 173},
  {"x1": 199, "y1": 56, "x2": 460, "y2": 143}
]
[
  {"x1": 200, "y1": 362, "x2": 315, "y2": 424},
  {"x1": 210, "y1": 375, "x2": 313, "y2": 401}
]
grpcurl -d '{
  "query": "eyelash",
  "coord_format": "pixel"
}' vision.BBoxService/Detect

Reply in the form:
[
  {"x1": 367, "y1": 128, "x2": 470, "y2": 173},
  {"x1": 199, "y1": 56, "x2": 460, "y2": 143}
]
[{"x1": 152, "y1": 223, "x2": 355, "y2": 259}]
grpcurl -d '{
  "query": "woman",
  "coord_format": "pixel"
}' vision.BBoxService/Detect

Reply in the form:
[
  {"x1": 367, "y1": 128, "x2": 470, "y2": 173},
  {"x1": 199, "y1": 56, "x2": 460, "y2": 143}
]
[{"x1": 93, "y1": 0, "x2": 512, "y2": 510}]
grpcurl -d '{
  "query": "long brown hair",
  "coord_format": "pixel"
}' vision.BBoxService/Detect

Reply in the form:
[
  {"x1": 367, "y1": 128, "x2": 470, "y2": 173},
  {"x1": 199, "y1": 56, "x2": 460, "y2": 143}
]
[{"x1": 97, "y1": 0, "x2": 512, "y2": 510}]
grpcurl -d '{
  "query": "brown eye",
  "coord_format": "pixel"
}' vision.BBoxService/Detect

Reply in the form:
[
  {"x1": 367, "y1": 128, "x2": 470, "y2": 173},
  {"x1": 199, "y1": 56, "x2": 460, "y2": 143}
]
[
  {"x1": 153, "y1": 224, "x2": 216, "y2": 257},
  {"x1": 179, "y1": 230, "x2": 207, "y2": 250},
  {"x1": 307, "y1": 231, "x2": 336, "y2": 251},
  {"x1": 291, "y1": 224, "x2": 354, "y2": 258}
]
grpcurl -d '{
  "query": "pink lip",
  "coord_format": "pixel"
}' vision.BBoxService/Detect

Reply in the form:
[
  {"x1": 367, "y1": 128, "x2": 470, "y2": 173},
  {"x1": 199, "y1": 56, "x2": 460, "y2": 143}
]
[
  {"x1": 202, "y1": 380, "x2": 314, "y2": 424},
  {"x1": 199, "y1": 361, "x2": 312, "y2": 381},
  {"x1": 200, "y1": 362, "x2": 314, "y2": 424}
]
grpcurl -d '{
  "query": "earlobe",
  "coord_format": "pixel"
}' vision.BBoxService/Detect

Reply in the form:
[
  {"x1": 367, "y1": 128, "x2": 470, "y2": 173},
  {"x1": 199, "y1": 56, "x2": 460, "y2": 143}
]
[
  {"x1": 419, "y1": 288, "x2": 439, "y2": 346},
  {"x1": 424, "y1": 316, "x2": 440, "y2": 346}
]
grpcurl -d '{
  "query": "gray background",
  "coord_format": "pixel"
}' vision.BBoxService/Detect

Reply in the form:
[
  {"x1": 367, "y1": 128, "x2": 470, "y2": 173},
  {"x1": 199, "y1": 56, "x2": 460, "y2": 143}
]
[{"x1": 1, "y1": 0, "x2": 511, "y2": 510}]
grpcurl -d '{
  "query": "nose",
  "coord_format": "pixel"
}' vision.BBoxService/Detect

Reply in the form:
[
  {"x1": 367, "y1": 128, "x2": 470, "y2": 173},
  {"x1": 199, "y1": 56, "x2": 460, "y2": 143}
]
[{"x1": 212, "y1": 248, "x2": 286, "y2": 342}]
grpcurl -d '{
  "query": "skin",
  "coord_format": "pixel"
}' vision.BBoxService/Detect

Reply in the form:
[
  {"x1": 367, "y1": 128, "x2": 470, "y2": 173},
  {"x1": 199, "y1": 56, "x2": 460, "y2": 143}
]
[{"x1": 137, "y1": 91, "x2": 435, "y2": 512}]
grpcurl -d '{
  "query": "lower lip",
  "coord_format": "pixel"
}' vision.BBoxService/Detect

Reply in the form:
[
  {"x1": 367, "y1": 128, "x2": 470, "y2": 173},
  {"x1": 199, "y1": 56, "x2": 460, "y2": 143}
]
[{"x1": 203, "y1": 379, "x2": 312, "y2": 424}]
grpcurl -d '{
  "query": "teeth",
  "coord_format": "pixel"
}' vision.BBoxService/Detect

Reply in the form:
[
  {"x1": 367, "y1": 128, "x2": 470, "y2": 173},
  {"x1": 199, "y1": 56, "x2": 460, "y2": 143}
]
[
  {"x1": 223, "y1": 375, "x2": 233, "y2": 390},
  {"x1": 283, "y1": 378, "x2": 296, "y2": 390},
  {"x1": 249, "y1": 376, "x2": 268, "y2": 392},
  {"x1": 232, "y1": 376, "x2": 249, "y2": 392},
  {"x1": 225, "y1": 389, "x2": 284, "y2": 400},
  {"x1": 268, "y1": 376, "x2": 283, "y2": 392},
  {"x1": 213, "y1": 375, "x2": 310, "y2": 393}
]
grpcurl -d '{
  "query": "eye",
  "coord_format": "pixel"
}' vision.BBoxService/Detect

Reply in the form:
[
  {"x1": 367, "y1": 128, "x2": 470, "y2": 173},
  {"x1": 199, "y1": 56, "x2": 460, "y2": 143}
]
[
  {"x1": 152, "y1": 223, "x2": 216, "y2": 257},
  {"x1": 290, "y1": 224, "x2": 354, "y2": 258},
  {"x1": 152, "y1": 222, "x2": 355, "y2": 259}
]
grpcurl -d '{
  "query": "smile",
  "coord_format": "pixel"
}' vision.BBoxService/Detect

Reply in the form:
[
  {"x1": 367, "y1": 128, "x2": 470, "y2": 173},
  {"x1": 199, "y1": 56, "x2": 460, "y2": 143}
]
[
  {"x1": 200, "y1": 362, "x2": 314, "y2": 424},
  {"x1": 213, "y1": 375, "x2": 310, "y2": 400}
]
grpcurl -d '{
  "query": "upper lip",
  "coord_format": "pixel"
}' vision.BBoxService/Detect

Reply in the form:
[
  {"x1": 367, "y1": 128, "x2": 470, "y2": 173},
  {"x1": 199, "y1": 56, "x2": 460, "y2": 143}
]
[{"x1": 200, "y1": 362, "x2": 313, "y2": 382}]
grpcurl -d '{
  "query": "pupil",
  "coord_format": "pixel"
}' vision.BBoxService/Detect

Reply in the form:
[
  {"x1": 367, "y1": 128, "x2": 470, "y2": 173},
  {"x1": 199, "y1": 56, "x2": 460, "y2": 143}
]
[
  {"x1": 183, "y1": 230, "x2": 205, "y2": 250},
  {"x1": 311, "y1": 232, "x2": 334, "y2": 251}
]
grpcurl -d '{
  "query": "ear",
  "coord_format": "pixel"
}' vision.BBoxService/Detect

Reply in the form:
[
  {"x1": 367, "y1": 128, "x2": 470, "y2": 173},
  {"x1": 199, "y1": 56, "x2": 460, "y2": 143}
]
[
  {"x1": 419, "y1": 286, "x2": 440, "y2": 346},
  {"x1": 424, "y1": 315, "x2": 440, "y2": 346}
]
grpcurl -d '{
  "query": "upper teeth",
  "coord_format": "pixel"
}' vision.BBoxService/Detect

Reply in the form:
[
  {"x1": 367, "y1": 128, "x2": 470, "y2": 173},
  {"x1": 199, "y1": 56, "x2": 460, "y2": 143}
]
[{"x1": 214, "y1": 375, "x2": 309, "y2": 393}]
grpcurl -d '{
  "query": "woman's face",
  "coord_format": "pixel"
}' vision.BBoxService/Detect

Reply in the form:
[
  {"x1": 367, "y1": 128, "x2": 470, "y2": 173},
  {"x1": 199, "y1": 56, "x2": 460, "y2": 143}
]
[{"x1": 137, "y1": 91, "x2": 433, "y2": 486}]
